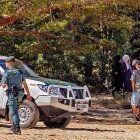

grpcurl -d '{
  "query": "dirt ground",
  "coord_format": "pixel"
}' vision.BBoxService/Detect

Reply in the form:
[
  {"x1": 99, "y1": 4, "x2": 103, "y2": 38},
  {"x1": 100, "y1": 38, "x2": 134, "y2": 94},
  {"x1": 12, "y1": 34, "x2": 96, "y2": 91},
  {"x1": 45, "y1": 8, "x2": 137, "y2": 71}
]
[
  {"x1": 0, "y1": 95, "x2": 140, "y2": 140},
  {"x1": 1, "y1": 120, "x2": 140, "y2": 140}
]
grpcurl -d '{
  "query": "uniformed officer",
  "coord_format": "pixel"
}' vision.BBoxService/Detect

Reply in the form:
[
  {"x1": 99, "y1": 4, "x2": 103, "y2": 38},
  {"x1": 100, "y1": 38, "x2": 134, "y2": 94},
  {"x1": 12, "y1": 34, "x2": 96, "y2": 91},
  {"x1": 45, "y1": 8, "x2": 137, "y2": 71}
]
[{"x1": 1, "y1": 56, "x2": 32, "y2": 135}]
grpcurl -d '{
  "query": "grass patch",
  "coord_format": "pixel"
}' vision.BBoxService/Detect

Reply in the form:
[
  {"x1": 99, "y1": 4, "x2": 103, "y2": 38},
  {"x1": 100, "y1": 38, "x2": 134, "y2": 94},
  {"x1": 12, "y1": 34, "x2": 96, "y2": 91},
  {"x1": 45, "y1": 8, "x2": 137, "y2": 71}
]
[{"x1": 98, "y1": 91, "x2": 131, "y2": 109}]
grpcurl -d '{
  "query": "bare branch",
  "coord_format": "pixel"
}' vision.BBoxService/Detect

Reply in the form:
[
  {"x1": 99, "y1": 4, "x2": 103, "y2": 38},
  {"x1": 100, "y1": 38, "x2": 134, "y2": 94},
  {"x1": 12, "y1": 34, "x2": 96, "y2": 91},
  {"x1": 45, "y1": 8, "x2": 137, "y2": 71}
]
[
  {"x1": 0, "y1": 15, "x2": 22, "y2": 28},
  {"x1": 0, "y1": 31, "x2": 76, "y2": 48}
]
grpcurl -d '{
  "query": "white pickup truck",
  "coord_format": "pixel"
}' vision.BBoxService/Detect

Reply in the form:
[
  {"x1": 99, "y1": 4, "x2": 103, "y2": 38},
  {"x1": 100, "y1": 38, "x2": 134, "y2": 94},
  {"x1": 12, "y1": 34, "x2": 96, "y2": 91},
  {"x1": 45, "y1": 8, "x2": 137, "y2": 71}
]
[{"x1": 0, "y1": 56, "x2": 91, "y2": 128}]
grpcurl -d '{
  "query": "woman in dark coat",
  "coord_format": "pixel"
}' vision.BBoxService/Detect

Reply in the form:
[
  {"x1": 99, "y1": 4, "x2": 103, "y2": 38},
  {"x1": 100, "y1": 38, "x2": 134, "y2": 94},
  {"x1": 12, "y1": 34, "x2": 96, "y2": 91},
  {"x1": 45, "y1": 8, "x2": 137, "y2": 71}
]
[
  {"x1": 111, "y1": 55, "x2": 123, "y2": 96},
  {"x1": 121, "y1": 54, "x2": 132, "y2": 92}
]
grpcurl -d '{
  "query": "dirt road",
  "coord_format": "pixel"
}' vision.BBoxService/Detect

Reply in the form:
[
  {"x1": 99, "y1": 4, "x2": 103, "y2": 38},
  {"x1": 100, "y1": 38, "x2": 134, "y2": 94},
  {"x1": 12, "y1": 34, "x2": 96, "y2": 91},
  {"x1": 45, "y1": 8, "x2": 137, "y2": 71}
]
[
  {"x1": 0, "y1": 120, "x2": 140, "y2": 140},
  {"x1": 0, "y1": 95, "x2": 139, "y2": 140}
]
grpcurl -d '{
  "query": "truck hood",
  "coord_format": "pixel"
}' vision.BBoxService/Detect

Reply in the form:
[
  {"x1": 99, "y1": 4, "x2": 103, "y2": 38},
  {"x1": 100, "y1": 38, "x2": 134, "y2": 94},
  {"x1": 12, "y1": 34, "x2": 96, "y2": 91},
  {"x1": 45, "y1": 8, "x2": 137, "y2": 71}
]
[{"x1": 26, "y1": 77, "x2": 77, "y2": 86}]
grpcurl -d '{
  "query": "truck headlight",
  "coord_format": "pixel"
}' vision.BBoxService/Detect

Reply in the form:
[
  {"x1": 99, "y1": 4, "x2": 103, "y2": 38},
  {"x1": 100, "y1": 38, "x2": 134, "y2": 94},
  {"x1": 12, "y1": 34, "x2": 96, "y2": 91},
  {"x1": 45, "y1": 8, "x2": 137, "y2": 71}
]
[
  {"x1": 50, "y1": 87, "x2": 61, "y2": 95},
  {"x1": 37, "y1": 84, "x2": 48, "y2": 92}
]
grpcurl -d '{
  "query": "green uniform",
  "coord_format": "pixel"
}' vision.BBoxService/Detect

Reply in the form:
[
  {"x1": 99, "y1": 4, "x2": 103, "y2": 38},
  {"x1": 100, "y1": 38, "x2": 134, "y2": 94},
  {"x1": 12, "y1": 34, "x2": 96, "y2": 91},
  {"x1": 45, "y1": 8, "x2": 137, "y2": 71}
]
[{"x1": 1, "y1": 66, "x2": 25, "y2": 130}]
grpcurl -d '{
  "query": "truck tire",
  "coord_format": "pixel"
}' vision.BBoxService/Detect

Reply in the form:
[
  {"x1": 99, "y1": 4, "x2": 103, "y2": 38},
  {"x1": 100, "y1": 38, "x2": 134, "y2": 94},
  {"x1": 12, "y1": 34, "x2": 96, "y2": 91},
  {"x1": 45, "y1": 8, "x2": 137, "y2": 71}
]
[
  {"x1": 19, "y1": 99, "x2": 39, "y2": 129},
  {"x1": 43, "y1": 117, "x2": 71, "y2": 128}
]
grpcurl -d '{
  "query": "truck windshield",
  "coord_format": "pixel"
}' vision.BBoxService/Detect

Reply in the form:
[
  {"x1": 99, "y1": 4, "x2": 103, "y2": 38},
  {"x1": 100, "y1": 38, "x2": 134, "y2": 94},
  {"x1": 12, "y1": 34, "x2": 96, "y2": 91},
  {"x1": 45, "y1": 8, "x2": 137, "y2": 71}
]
[
  {"x1": 0, "y1": 59, "x2": 39, "y2": 78},
  {"x1": 15, "y1": 60, "x2": 39, "y2": 78}
]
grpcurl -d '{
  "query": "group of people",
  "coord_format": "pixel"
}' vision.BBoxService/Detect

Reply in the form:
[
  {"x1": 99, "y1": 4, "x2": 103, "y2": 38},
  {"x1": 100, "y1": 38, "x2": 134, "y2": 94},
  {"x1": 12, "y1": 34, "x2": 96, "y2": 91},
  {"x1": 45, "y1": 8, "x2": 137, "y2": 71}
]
[
  {"x1": 112, "y1": 54, "x2": 140, "y2": 123},
  {"x1": 111, "y1": 54, "x2": 132, "y2": 96}
]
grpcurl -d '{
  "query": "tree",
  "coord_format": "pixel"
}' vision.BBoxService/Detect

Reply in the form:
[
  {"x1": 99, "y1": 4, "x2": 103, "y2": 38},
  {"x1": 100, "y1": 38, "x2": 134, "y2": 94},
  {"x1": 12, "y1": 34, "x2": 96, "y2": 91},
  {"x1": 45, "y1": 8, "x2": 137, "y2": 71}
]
[{"x1": 0, "y1": 0, "x2": 139, "y2": 92}]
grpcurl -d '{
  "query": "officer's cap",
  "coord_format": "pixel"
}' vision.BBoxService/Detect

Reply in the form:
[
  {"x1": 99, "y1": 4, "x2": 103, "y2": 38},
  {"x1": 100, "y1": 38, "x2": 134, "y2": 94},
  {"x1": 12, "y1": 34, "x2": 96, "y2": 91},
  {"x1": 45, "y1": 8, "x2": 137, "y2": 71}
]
[{"x1": 5, "y1": 56, "x2": 15, "y2": 62}]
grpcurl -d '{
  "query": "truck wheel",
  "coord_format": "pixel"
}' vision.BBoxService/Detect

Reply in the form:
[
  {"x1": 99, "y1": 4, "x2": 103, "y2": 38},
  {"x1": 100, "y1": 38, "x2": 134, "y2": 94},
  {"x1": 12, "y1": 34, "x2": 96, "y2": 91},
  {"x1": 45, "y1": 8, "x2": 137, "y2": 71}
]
[
  {"x1": 43, "y1": 117, "x2": 71, "y2": 128},
  {"x1": 19, "y1": 99, "x2": 39, "y2": 129}
]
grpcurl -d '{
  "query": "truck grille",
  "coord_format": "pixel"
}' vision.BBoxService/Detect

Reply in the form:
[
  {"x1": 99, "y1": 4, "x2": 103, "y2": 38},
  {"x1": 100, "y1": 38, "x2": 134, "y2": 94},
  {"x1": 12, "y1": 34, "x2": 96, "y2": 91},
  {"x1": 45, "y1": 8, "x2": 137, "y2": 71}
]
[
  {"x1": 60, "y1": 88, "x2": 67, "y2": 98},
  {"x1": 60, "y1": 88, "x2": 87, "y2": 99},
  {"x1": 48, "y1": 85, "x2": 90, "y2": 99},
  {"x1": 73, "y1": 89, "x2": 84, "y2": 99}
]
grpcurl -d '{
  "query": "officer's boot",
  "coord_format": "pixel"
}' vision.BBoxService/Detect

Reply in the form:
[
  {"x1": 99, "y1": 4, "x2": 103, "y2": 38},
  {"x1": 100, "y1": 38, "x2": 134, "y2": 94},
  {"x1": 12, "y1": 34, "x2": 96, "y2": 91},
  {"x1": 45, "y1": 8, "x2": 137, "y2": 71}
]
[{"x1": 13, "y1": 124, "x2": 21, "y2": 135}]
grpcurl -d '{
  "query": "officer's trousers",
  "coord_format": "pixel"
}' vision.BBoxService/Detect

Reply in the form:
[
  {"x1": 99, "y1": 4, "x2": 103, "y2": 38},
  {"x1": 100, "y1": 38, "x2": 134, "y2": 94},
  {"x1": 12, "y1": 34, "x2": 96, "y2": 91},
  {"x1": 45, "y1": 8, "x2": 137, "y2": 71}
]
[{"x1": 7, "y1": 94, "x2": 20, "y2": 127}]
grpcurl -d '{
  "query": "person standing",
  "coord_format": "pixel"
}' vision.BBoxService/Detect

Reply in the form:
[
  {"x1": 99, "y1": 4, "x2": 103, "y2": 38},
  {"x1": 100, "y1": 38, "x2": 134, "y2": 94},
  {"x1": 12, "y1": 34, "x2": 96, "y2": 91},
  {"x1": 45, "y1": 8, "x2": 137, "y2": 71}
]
[
  {"x1": 121, "y1": 54, "x2": 132, "y2": 92},
  {"x1": 131, "y1": 61, "x2": 140, "y2": 123},
  {"x1": 1, "y1": 56, "x2": 32, "y2": 135},
  {"x1": 111, "y1": 55, "x2": 123, "y2": 97}
]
